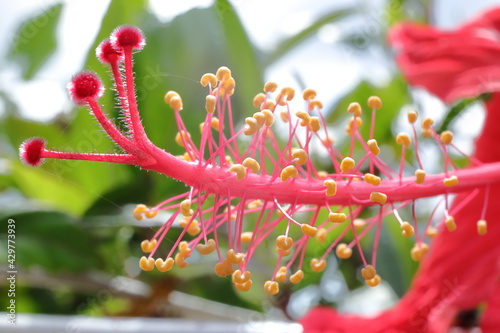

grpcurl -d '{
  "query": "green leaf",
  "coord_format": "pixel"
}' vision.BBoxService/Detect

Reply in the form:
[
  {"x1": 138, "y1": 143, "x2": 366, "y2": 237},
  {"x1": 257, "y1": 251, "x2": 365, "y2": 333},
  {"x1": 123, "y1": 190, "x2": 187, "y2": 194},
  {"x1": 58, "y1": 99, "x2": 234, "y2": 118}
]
[
  {"x1": 265, "y1": 8, "x2": 354, "y2": 66},
  {"x1": 436, "y1": 93, "x2": 491, "y2": 133},
  {"x1": 328, "y1": 76, "x2": 410, "y2": 144},
  {"x1": 8, "y1": 3, "x2": 63, "y2": 80},
  {"x1": 214, "y1": 0, "x2": 264, "y2": 113},
  {"x1": 0, "y1": 211, "x2": 101, "y2": 272}
]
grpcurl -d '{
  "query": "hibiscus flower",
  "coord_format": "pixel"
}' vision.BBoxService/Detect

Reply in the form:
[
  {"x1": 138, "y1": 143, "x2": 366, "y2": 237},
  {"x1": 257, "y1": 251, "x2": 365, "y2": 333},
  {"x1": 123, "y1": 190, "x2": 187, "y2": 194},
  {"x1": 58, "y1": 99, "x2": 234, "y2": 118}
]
[{"x1": 302, "y1": 7, "x2": 500, "y2": 333}]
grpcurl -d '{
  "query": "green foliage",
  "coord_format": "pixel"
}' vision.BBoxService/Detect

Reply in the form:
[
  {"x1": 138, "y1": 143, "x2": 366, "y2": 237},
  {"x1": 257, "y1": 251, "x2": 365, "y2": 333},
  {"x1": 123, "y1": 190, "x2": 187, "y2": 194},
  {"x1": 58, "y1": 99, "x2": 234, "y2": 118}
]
[
  {"x1": 8, "y1": 3, "x2": 63, "y2": 80},
  {"x1": 0, "y1": 211, "x2": 101, "y2": 272}
]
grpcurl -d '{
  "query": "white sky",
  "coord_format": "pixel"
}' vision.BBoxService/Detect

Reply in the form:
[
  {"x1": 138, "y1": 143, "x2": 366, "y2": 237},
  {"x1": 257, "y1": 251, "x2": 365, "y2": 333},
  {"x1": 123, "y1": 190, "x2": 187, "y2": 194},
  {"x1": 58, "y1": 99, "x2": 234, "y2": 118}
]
[{"x1": 0, "y1": 0, "x2": 499, "y2": 121}]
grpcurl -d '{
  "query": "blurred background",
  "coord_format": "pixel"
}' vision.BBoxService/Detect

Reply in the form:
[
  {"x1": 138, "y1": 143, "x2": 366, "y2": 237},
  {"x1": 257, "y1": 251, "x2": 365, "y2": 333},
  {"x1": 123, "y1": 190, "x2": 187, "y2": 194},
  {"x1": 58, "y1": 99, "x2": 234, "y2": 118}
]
[{"x1": 0, "y1": 0, "x2": 499, "y2": 330}]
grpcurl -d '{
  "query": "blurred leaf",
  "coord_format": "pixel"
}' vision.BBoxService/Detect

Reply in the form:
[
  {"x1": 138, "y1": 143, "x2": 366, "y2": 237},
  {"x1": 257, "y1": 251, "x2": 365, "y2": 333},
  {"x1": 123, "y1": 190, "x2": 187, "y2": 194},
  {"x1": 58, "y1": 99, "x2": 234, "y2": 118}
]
[
  {"x1": 215, "y1": 0, "x2": 264, "y2": 113},
  {"x1": 436, "y1": 93, "x2": 491, "y2": 133},
  {"x1": 376, "y1": 217, "x2": 418, "y2": 296},
  {"x1": 10, "y1": 161, "x2": 97, "y2": 215},
  {"x1": 8, "y1": 3, "x2": 63, "y2": 80},
  {"x1": 2, "y1": 115, "x2": 132, "y2": 215},
  {"x1": 0, "y1": 211, "x2": 101, "y2": 272},
  {"x1": 328, "y1": 76, "x2": 410, "y2": 144},
  {"x1": 265, "y1": 8, "x2": 354, "y2": 66}
]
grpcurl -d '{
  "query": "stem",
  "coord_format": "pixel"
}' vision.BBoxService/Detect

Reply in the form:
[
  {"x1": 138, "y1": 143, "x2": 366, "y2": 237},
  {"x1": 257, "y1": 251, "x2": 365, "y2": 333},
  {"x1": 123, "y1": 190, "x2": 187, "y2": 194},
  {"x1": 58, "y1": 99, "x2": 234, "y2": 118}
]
[{"x1": 142, "y1": 147, "x2": 500, "y2": 206}]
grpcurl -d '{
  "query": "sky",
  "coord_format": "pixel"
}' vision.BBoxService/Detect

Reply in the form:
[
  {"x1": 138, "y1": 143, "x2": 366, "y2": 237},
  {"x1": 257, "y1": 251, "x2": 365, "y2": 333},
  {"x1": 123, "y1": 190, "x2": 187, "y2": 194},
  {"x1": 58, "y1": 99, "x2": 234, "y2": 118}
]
[{"x1": 0, "y1": 0, "x2": 500, "y2": 121}]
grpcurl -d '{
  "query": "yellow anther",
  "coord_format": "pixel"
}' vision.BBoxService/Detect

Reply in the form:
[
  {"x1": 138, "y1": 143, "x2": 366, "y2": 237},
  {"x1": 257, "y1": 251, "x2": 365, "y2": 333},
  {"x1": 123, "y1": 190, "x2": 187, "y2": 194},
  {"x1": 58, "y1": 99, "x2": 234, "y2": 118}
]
[
  {"x1": 133, "y1": 204, "x2": 158, "y2": 221},
  {"x1": 400, "y1": 222, "x2": 414, "y2": 237},
  {"x1": 241, "y1": 231, "x2": 253, "y2": 243},
  {"x1": 290, "y1": 270, "x2": 304, "y2": 284},
  {"x1": 133, "y1": 204, "x2": 148, "y2": 221},
  {"x1": 280, "y1": 165, "x2": 298, "y2": 181},
  {"x1": 275, "y1": 266, "x2": 288, "y2": 282},
  {"x1": 264, "y1": 280, "x2": 279, "y2": 295},
  {"x1": 264, "y1": 100, "x2": 276, "y2": 110},
  {"x1": 310, "y1": 100, "x2": 323, "y2": 109},
  {"x1": 141, "y1": 239, "x2": 157, "y2": 253},
  {"x1": 367, "y1": 96, "x2": 382, "y2": 109},
  {"x1": 235, "y1": 280, "x2": 252, "y2": 292},
  {"x1": 210, "y1": 117, "x2": 220, "y2": 131},
  {"x1": 232, "y1": 269, "x2": 251, "y2": 284},
  {"x1": 253, "y1": 112, "x2": 266, "y2": 126},
  {"x1": 216, "y1": 66, "x2": 231, "y2": 81},
  {"x1": 361, "y1": 265, "x2": 376, "y2": 280},
  {"x1": 221, "y1": 77, "x2": 236, "y2": 91},
  {"x1": 407, "y1": 110, "x2": 418, "y2": 124},
  {"x1": 309, "y1": 116, "x2": 321, "y2": 132},
  {"x1": 347, "y1": 102, "x2": 362, "y2": 117},
  {"x1": 178, "y1": 241, "x2": 191, "y2": 255},
  {"x1": 411, "y1": 243, "x2": 429, "y2": 261},
  {"x1": 155, "y1": 258, "x2": 174, "y2": 272},
  {"x1": 353, "y1": 219, "x2": 366, "y2": 231},
  {"x1": 261, "y1": 109, "x2": 275, "y2": 126},
  {"x1": 180, "y1": 152, "x2": 192, "y2": 161},
  {"x1": 340, "y1": 157, "x2": 355, "y2": 173},
  {"x1": 292, "y1": 149, "x2": 308, "y2": 165},
  {"x1": 426, "y1": 226, "x2": 438, "y2": 238},
  {"x1": 229, "y1": 164, "x2": 247, "y2": 181},
  {"x1": 329, "y1": 212, "x2": 347, "y2": 223},
  {"x1": 303, "y1": 88, "x2": 317, "y2": 100},
  {"x1": 310, "y1": 258, "x2": 327, "y2": 273},
  {"x1": 264, "y1": 81, "x2": 278, "y2": 93},
  {"x1": 370, "y1": 192, "x2": 387, "y2": 205},
  {"x1": 301, "y1": 224, "x2": 317, "y2": 237},
  {"x1": 296, "y1": 111, "x2": 311, "y2": 126},
  {"x1": 366, "y1": 275, "x2": 381, "y2": 287},
  {"x1": 244, "y1": 117, "x2": 259, "y2": 135},
  {"x1": 316, "y1": 228, "x2": 327, "y2": 243},
  {"x1": 318, "y1": 171, "x2": 329, "y2": 179},
  {"x1": 440, "y1": 130, "x2": 453, "y2": 145},
  {"x1": 175, "y1": 253, "x2": 188, "y2": 268},
  {"x1": 145, "y1": 209, "x2": 158, "y2": 218},
  {"x1": 396, "y1": 132, "x2": 411, "y2": 147},
  {"x1": 477, "y1": 219, "x2": 487, "y2": 235},
  {"x1": 367, "y1": 139, "x2": 381, "y2": 155},
  {"x1": 443, "y1": 175, "x2": 458, "y2": 187},
  {"x1": 247, "y1": 200, "x2": 262, "y2": 209},
  {"x1": 345, "y1": 116, "x2": 363, "y2": 136},
  {"x1": 164, "y1": 91, "x2": 179, "y2": 105},
  {"x1": 139, "y1": 256, "x2": 155, "y2": 271},
  {"x1": 175, "y1": 130, "x2": 191, "y2": 147},
  {"x1": 227, "y1": 249, "x2": 243, "y2": 264},
  {"x1": 200, "y1": 73, "x2": 218, "y2": 87},
  {"x1": 276, "y1": 247, "x2": 290, "y2": 257},
  {"x1": 242, "y1": 157, "x2": 260, "y2": 173},
  {"x1": 253, "y1": 93, "x2": 266, "y2": 108},
  {"x1": 422, "y1": 128, "x2": 433, "y2": 138},
  {"x1": 225, "y1": 155, "x2": 234, "y2": 166},
  {"x1": 364, "y1": 173, "x2": 381, "y2": 186},
  {"x1": 323, "y1": 179, "x2": 337, "y2": 196},
  {"x1": 335, "y1": 243, "x2": 352, "y2": 259},
  {"x1": 415, "y1": 169, "x2": 426, "y2": 184},
  {"x1": 214, "y1": 260, "x2": 231, "y2": 277},
  {"x1": 280, "y1": 111, "x2": 289, "y2": 123},
  {"x1": 171, "y1": 96, "x2": 183, "y2": 110},
  {"x1": 205, "y1": 95, "x2": 216, "y2": 113},
  {"x1": 276, "y1": 235, "x2": 293, "y2": 251},
  {"x1": 422, "y1": 117, "x2": 434, "y2": 130},
  {"x1": 280, "y1": 87, "x2": 295, "y2": 101},
  {"x1": 180, "y1": 199, "x2": 194, "y2": 216},
  {"x1": 275, "y1": 94, "x2": 286, "y2": 106},
  {"x1": 196, "y1": 239, "x2": 216, "y2": 255},
  {"x1": 445, "y1": 216, "x2": 456, "y2": 232}
]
